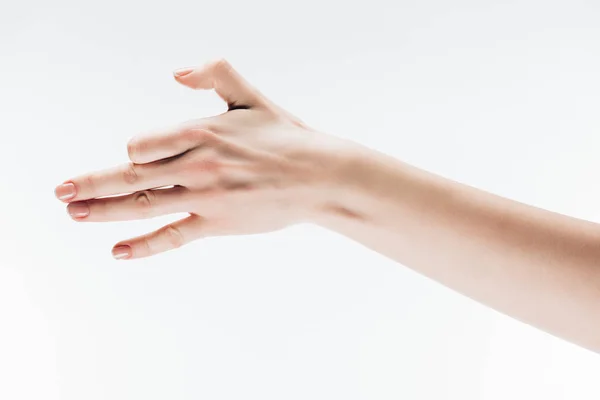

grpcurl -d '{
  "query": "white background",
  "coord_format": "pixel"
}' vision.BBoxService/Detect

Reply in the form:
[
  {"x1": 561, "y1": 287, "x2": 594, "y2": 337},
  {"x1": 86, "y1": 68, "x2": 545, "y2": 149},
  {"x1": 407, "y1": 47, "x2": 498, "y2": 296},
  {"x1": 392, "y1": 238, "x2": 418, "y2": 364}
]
[{"x1": 1, "y1": 0, "x2": 600, "y2": 399}]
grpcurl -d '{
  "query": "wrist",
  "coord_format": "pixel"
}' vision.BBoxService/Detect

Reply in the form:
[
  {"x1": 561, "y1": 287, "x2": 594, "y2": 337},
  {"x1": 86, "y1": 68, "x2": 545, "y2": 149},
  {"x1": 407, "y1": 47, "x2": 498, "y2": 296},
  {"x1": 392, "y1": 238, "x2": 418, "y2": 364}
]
[
  {"x1": 306, "y1": 137, "x2": 423, "y2": 233},
  {"x1": 303, "y1": 134, "x2": 381, "y2": 227}
]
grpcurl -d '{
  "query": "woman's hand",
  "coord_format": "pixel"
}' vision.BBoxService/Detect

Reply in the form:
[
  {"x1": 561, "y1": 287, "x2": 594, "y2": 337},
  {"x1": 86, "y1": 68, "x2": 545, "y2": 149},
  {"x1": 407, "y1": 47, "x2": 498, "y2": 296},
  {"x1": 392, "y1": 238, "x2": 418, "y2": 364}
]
[
  {"x1": 54, "y1": 59, "x2": 350, "y2": 260},
  {"x1": 53, "y1": 58, "x2": 600, "y2": 352}
]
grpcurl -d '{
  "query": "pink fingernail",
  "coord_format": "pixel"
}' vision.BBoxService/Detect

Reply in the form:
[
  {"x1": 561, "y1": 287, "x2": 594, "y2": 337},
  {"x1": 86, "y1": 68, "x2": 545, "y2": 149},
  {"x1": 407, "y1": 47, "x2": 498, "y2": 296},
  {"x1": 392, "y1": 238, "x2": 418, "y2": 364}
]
[
  {"x1": 112, "y1": 245, "x2": 132, "y2": 260},
  {"x1": 173, "y1": 67, "x2": 194, "y2": 77},
  {"x1": 67, "y1": 202, "x2": 90, "y2": 218},
  {"x1": 55, "y1": 182, "x2": 76, "y2": 201}
]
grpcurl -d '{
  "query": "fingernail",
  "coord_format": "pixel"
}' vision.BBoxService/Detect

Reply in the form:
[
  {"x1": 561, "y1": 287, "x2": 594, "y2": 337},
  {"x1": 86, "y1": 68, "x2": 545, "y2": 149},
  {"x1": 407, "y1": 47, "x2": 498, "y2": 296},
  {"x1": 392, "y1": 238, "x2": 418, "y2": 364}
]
[
  {"x1": 55, "y1": 182, "x2": 76, "y2": 200},
  {"x1": 173, "y1": 67, "x2": 194, "y2": 77},
  {"x1": 112, "y1": 245, "x2": 132, "y2": 260},
  {"x1": 67, "y1": 202, "x2": 90, "y2": 218}
]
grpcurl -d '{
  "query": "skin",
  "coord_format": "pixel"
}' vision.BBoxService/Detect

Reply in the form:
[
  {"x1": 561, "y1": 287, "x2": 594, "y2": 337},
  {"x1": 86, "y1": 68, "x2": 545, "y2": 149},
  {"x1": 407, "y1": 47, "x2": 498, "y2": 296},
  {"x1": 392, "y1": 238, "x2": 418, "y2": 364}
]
[{"x1": 55, "y1": 59, "x2": 600, "y2": 353}]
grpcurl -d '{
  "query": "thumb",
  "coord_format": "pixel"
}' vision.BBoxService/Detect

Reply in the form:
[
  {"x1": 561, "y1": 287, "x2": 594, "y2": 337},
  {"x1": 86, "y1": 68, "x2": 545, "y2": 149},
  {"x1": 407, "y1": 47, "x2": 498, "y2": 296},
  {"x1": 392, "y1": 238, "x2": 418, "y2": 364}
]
[{"x1": 173, "y1": 58, "x2": 266, "y2": 109}]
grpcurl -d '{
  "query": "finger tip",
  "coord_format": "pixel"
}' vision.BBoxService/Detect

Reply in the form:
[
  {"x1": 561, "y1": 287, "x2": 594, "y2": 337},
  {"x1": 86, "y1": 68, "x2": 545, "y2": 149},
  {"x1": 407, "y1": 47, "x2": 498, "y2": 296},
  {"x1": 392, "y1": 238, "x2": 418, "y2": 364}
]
[
  {"x1": 173, "y1": 67, "x2": 194, "y2": 78},
  {"x1": 66, "y1": 202, "x2": 90, "y2": 220},
  {"x1": 55, "y1": 182, "x2": 77, "y2": 202},
  {"x1": 112, "y1": 244, "x2": 132, "y2": 260}
]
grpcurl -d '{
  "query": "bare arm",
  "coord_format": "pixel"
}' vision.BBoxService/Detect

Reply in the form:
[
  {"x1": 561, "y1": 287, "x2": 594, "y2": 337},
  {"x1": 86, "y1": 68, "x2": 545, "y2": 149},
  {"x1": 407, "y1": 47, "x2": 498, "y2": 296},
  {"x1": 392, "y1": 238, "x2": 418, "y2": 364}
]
[
  {"x1": 314, "y1": 144, "x2": 600, "y2": 353},
  {"x1": 55, "y1": 59, "x2": 600, "y2": 353}
]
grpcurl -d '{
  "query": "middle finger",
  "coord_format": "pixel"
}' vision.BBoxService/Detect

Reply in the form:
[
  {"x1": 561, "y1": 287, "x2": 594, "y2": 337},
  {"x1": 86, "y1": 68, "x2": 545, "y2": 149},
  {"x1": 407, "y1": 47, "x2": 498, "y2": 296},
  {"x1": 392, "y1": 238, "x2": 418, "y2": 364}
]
[{"x1": 66, "y1": 185, "x2": 194, "y2": 222}]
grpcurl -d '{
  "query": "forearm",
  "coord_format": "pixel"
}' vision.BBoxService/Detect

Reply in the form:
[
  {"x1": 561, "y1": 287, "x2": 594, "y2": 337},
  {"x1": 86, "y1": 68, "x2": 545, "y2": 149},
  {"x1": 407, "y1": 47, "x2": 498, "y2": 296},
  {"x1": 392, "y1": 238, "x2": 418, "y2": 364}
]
[{"x1": 314, "y1": 142, "x2": 600, "y2": 353}]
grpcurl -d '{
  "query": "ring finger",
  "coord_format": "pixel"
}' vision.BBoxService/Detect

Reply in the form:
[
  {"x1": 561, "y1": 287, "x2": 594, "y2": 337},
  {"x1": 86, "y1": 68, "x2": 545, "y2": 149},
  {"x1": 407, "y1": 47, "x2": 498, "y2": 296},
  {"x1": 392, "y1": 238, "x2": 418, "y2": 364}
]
[{"x1": 66, "y1": 185, "x2": 194, "y2": 222}]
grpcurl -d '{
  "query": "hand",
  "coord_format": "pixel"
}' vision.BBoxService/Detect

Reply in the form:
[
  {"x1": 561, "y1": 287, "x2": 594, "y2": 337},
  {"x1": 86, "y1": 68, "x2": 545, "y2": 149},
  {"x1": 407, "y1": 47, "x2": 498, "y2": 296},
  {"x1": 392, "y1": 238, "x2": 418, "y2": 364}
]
[{"x1": 54, "y1": 59, "x2": 349, "y2": 260}]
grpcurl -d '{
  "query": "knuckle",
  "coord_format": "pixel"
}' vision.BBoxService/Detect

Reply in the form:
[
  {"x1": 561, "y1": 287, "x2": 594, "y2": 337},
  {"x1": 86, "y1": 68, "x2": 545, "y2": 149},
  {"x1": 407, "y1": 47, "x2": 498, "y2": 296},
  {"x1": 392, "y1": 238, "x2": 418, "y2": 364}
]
[
  {"x1": 162, "y1": 224, "x2": 185, "y2": 249},
  {"x1": 122, "y1": 163, "x2": 139, "y2": 185},
  {"x1": 126, "y1": 138, "x2": 138, "y2": 160},
  {"x1": 181, "y1": 128, "x2": 202, "y2": 142},
  {"x1": 186, "y1": 128, "x2": 214, "y2": 143},
  {"x1": 212, "y1": 58, "x2": 232, "y2": 74},
  {"x1": 140, "y1": 237, "x2": 152, "y2": 255},
  {"x1": 134, "y1": 190, "x2": 155, "y2": 214},
  {"x1": 201, "y1": 117, "x2": 225, "y2": 134},
  {"x1": 184, "y1": 116, "x2": 223, "y2": 136},
  {"x1": 83, "y1": 174, "x2": 96, "y2": 194}
]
